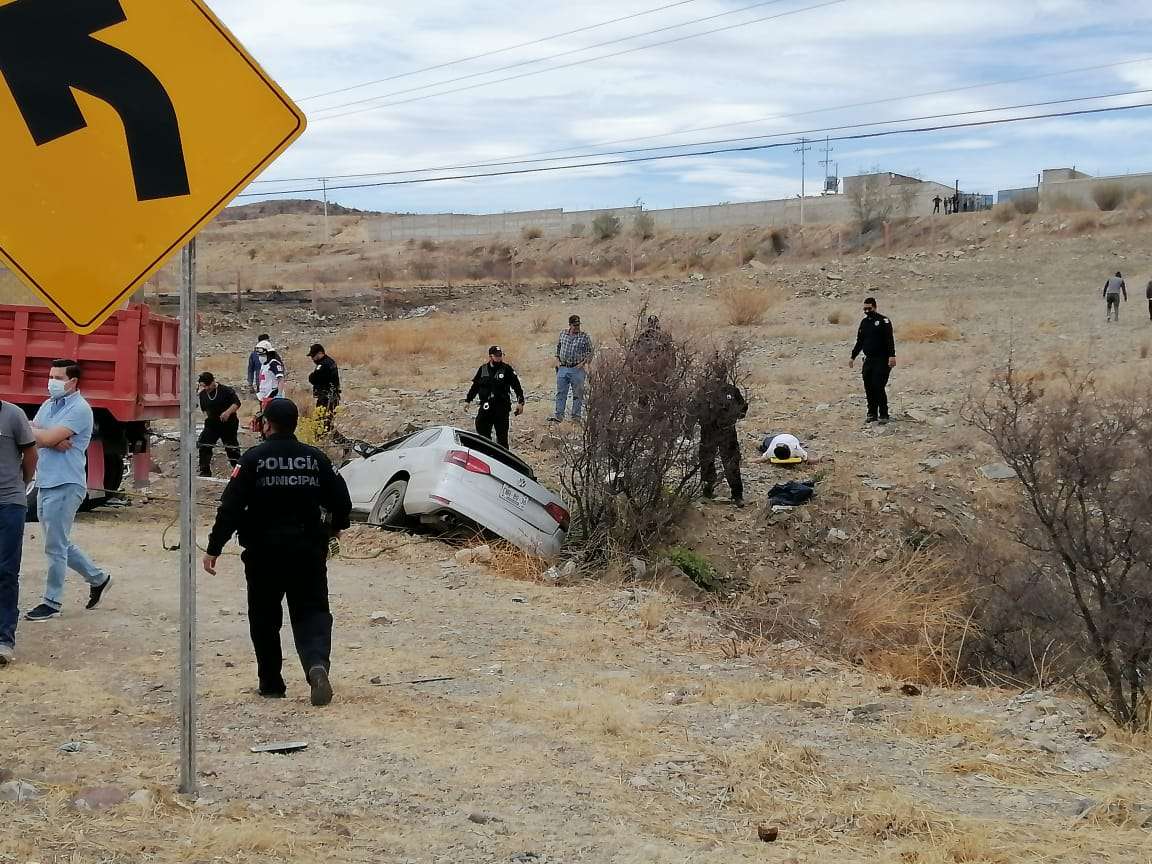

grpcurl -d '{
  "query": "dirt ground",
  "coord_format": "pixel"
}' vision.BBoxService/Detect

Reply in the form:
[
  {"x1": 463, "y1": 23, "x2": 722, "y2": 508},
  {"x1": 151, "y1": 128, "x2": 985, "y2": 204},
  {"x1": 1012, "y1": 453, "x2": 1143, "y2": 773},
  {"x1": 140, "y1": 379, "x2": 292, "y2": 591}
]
[{"x1": 3, "y1": 208, "x2": 1152, "y2": 861}]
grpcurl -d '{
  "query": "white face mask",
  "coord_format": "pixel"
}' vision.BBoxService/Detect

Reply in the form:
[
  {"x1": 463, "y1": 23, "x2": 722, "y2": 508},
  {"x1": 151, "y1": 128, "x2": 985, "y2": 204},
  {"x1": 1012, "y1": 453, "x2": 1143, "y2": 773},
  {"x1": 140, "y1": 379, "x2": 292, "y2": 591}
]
[{"x1": 48, "y1": 379, "x2": 68, "y2": 399}]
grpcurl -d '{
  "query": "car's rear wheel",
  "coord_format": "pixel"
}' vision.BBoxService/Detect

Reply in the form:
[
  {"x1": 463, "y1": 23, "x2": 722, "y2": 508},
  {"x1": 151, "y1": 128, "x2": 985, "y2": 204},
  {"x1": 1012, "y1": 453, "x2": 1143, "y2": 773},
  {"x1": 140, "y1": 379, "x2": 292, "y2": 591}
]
[{"x1": 370, "y1": 479, "x2": 408, "y2": 527}]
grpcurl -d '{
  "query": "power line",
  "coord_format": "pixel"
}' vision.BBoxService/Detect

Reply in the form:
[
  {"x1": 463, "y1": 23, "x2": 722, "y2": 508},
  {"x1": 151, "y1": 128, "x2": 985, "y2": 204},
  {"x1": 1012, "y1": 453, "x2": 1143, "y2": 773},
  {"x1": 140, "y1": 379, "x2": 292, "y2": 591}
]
[
  {"x1": 236, "y1": 101, "x2": 1152, "y2": 198},
  {"x1": 309, "y1": 0, "x2": 797, "y2": 115},
  {"x1": 251, "y1": 89, "x2": 1152, "y2": 187},
  {"x1": 257, "y1": 56, "x2": 1152, "y2": 184},
  {"x1": 310, "y1": 0, "x2": 847, "y2": 120},
  {"x1": 299, "y1": 0, "x2": 706, "y2": 102}
]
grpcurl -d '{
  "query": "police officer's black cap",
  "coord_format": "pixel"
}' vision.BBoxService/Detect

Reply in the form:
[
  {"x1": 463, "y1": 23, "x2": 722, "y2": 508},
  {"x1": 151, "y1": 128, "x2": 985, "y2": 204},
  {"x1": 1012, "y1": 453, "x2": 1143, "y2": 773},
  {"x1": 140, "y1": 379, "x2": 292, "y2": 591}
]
[
  {"x1": 489, "y1": 345, "x2": 503, "y2": 356},
  {"x1": 197, "y1": 372, "x2": 215, "y2": 385},
  {"x1": 262, "y1": 398, "x2": 299, "y2": 427},
  {"x1": 307, "y1": 343, "x2": 325, "y2": 358}
]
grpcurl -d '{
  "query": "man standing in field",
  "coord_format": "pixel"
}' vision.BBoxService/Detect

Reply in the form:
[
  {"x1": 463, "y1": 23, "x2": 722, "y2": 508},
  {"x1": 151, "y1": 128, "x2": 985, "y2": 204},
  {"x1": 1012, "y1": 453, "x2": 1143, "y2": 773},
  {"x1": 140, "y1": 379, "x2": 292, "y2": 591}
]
[
  {"x1": 306, "y1": 344, "x2": 341, "y2": 433},
  {"x1": 24, "y1": 360, "x2": 112, "y2": 622},
  {"x1": 0, "y1": 399, "x2": 36, "y2": 663},
  {"x1": 691, "y1": 357, "x2": 748, "y2": 508},
  {"x1": 197, "y1": 372, "x2": 242, "y2": 478},
  {"x1": 1103, "y1": 272, "x2": 1127, "y2": 323},
  {"x1": 550, "y1": 315, "x2": 593, "y2": 423},
  {"x1": 465, "y1": 346, "x2": 525, "y2": 449},
  {"x1": 247, "y1": 333, "x2": 270, "y2": 394},
  {"x1": 850, "y1": 298, "x2": 897, "y2": 426}
]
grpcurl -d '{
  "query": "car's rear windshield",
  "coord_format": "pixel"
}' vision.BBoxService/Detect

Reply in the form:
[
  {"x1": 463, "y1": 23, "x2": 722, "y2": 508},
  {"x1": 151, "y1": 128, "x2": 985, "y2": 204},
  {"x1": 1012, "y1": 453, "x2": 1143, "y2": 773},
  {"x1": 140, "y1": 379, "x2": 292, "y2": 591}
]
[{"x1": 456, "y1": 431, "x2": 536, "y2": 479}]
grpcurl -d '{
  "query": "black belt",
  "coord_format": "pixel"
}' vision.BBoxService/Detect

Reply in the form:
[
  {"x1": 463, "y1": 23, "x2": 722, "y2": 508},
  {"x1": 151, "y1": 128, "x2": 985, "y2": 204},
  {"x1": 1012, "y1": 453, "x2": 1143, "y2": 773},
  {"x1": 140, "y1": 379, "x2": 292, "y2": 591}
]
[{"x1": 560, "y1": 363, "x2": 582, "y2": 368}]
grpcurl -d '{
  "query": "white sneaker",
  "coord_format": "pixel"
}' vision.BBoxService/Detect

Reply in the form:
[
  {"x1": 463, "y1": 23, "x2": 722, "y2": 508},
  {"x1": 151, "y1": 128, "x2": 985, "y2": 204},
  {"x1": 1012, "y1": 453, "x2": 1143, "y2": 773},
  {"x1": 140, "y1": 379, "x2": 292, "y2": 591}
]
[{"x1": 0, "y1": 644, "x2": 14, "y2": 666}]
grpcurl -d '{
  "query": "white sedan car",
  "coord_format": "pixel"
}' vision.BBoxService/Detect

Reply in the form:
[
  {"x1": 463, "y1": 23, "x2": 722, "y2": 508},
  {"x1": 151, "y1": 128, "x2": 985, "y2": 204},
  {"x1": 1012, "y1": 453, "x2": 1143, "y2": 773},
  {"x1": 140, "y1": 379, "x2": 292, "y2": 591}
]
[{"x1": 339, "y1": 426, "x2": 570, "y2": 559}]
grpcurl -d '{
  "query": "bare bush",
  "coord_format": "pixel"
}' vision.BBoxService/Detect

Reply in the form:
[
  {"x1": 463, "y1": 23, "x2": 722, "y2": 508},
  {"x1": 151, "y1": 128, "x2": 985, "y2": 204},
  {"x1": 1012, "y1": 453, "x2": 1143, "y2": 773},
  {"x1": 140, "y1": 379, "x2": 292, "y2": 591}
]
[
  {"x1": 1093, "y1": 183, "x2": 1127, "y2": 212},
  {"x1": 768, "y1": 228, "x2": 789, "y2": 256},
  {"x1": 419, "y1": 239, "x2": 437, "y2": 252},
  {"x1": 545, "y1": 257, "x2": 576, "y2": 287},
  {"x1": 1013, "y1": 196, "x2": 1040, "y2": 215},
  {"x1": 521, "y1": 226, "x2": 544, "y2": 241},
  {"x1": 848, "y1": 173, "x2": 895, "y2": 235},
  {"x1": 559, "y1": 310, "x2": 743, "y2": 558},
  {"x1": 631, "y1": 211, "x2": 656, "y2": 240},
  {"x1": 591, "y1": 212, "x2": 622, "y2": 241},
  {"x1": 968, "y1": 367, "x2": 1152, "y2": 729},
  {"x1": 530, "y1": 314, "x2": 549, "y2": 334},
  {"x1": 991, "y1": 203, "x2": 1016, "y2": 224},
  {"x1": 718, "y1": 285, "x2": 782, "y2": 326},
  {"x1": 570, "y1": 223, "x2": 587, "y2": 238}
]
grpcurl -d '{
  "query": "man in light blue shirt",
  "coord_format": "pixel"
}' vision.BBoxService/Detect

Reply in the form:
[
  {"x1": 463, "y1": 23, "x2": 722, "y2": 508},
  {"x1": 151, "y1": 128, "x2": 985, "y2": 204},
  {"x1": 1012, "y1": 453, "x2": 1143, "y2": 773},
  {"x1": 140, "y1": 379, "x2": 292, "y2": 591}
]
[{"x1": 24, "y1": 360, "x2": 111, "y2": 622}]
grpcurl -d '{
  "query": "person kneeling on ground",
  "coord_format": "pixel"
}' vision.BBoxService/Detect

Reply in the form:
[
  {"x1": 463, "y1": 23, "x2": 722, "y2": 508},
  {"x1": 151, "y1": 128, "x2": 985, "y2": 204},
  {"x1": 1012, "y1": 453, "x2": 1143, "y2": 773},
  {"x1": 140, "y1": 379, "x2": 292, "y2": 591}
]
[{"x1": 756, "y1": 433, "x2": 809, "y2": 465}]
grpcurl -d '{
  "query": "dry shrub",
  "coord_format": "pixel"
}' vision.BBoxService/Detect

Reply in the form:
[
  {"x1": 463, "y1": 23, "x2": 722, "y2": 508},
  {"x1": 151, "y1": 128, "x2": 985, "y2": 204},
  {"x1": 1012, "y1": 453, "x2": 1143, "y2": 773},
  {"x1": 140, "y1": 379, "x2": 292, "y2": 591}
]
[
  {"x1": 545, "y1": 257, "x2": 576, "y2": 287},
  {"x1": 828, "y1": 309, "x2": 845, "y2": 325},
  {"x1": 1077, "y1": 796, "x2": 1152, "y2": 830},
  {"x1": 1013, "y1": 196, "x2": 1040, "y2": 215},
  {"x1": 410, "y1": 259, "x2": 436, "y2": 280},
  {"x1": 767, "y1": 227, "x2": 789, "y2": 256},
  {"x1": 902, "y1": 322, "x2": 960, "y2": 343},
  {"x1": 418, "y1": 239, "x2": 437, "y2": 252},
  {"x1": 991, "y1": 203, "x2": 1016, "y2": 224},
  {"x1": 712, "y1": 740, "x2": 825, "y2": 812},
  {"x1": 820, "y1": 550, "x2": 974, "y2": 684},
  {"x1": 739, "y1": 245, "x2": 756, "y2": 265},
  {"x1": 521, "y1": 226, "x2": 544, "y2": 241},
  {"x1": 1126, "y1": 192, "x2": 1151, "y2": 213},
  {"x1": 637, "y1": 595, "x2": 669, "y2": 630},
  {"x1": 967, "y1": 366, "x2": 1152, "y2": 729},
  {"x1": 1093, "y1": 182, "x2": 1127, "y2": 211},
  {"x1": 718, "y1": 285, "x2": 783, "y2": 326},
  {"x1": 1071, "y1": 213, "x2": 1099, "y2": 232},
  {"x1": 530, "y1": 313, "x2": 549, "y2": 334},
  {"x1": 486, "y1": 542, "x2": 550, "y2": 582}
]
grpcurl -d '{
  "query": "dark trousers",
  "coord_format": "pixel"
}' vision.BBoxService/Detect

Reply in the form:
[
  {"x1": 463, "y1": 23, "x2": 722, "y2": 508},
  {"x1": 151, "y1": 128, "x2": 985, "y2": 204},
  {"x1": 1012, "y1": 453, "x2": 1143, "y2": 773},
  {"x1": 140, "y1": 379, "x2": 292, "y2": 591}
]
[
  {"x1": 862, "y1": 357, "x2": 892, "y2": 420},
  {"x1": 476, "y1": 410, "x2": 511, "y2": 449},
  {"x1": 242, "y1": 545, "x2": 332, "y2": 693},
  {"x1": 700, "y1": 426, "x2": 743, "y2": 501},
  {"x1": 315, "y1": 391, "x2": 340, "y2": 433},
  {"x1": 1146, "y1": 298, "x2": 1151, "y2": 321},
  {"x1": 0, "y1": 503, "x2": 25, "y2": 648},
  {"x1": 198, "y1": 417, "x2": 241, "y2": 475}
]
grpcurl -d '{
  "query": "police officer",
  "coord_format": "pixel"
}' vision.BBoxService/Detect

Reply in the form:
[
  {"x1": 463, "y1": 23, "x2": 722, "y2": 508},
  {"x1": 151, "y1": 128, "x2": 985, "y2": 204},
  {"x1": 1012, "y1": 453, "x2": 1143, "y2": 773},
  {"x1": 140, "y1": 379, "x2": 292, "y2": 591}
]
[
  {"x1": 306, "y1": 344, "x2": 341, "y2": 433},
  {"x1": 464, "y1": 346, "x2": 525, "y2": 449},
  {"x1": 202, "y1": 399, "x2": 352, "y2": 707},
  {"x1": 692, "y1": 358, "x2": 748, "y2": 508},
  {"x1": 850, "y1": 296, "x2": 897, "y2": 425}
]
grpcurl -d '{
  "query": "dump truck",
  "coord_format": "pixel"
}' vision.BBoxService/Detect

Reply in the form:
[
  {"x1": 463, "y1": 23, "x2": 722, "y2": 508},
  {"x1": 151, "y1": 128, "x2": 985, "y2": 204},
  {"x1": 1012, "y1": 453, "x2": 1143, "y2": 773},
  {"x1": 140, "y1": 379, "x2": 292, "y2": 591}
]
[{"x1": 0, "y1": 303, "x2": 180, "y2": 513}]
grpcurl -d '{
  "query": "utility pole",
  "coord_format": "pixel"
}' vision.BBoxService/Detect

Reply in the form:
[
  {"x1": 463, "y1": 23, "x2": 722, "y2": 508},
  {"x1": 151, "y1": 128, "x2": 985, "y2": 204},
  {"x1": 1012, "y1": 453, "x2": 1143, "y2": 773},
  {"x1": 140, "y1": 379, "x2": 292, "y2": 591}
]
[
  {"x1": 321, "y1": 177, "x2": 329, "y2": 241},
  {"x1": 818, "y1": 136, "x2": 836, "y2": 194},
  {"x1": 795, "y1": 138, "x2": 812, "y2": 225}
]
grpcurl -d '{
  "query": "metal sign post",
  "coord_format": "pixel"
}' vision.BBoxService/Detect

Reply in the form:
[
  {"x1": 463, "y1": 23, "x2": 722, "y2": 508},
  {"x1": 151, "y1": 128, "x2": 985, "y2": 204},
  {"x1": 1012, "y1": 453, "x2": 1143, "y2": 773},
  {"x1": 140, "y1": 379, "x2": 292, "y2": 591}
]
[{"x1": 178, "y1": 239, "x2": 198, "y2": 796}]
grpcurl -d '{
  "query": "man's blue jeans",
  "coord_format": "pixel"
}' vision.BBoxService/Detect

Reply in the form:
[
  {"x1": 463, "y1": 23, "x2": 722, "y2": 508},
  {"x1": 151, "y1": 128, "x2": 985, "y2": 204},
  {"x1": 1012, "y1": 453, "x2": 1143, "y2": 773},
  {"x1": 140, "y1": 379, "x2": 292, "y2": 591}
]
[
  {"x1": 0, "y1": 503, "x2": 26, "y2": 647},
  {"x1": 38, "y1": 484, "x2": 106, "y2": 611},
  {"x1": 554, "y1": 367, "x2": 587, "y2": 420}
]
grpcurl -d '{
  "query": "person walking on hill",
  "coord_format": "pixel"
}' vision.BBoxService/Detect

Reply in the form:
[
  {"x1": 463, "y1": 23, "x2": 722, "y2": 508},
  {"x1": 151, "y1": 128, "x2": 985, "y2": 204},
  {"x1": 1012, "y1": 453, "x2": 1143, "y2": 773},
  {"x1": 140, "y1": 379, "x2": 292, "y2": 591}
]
[
  {"x1": 203, "y1": 399, "x2": 352, "y2": 707},
  {"x1": 850, "y1": 297, "x2": 897, "y2": 425},
  {"x1": 0, "y1": 399, "x2": 36, "y2": 663},
  {"x1": 465, "y1": 346, "x2": 525, "y2": 449},
  {"x1": 306, "y1": 344, "x2": 341, "y2": 433},
  {"x1": 932, "y1": 195, "x2": 942, "y2": 215},
  {"x1": 197, "y1": 372, "x2": 242, "y2": 478},
  {"x1": 691, "y1": 357, "x2": 748, "y2": 508},
  {"x1": 550, "y1": 315, "x2": 593, "y2": 423},
  {"x1": 24, "y1": 360, "x2": 111, "y2": 622},
  {"x1": 1104, "y1": 271, "x2": 1127, "y2": 323},
  {"x1": 247, "y1": 334, "x2": 270, "y2": 394}
]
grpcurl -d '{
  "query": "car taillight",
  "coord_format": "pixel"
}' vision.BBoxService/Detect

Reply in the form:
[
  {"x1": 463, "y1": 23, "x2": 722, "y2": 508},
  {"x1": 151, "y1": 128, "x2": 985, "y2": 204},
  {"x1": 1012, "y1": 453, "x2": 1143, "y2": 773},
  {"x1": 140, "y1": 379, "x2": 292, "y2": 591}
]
[
  {"x1": 545, "y1": 502, "x2": 571, "y2": 532},
  {"x1": 444, "y1": 450, "x2": 491, "y2": 475}
]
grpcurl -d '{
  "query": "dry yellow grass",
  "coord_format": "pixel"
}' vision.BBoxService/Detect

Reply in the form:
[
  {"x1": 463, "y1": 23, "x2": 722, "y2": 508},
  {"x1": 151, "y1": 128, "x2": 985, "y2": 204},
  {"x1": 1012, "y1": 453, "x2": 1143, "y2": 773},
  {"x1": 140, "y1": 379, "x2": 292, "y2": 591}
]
[
  {"x1": 902, "y1": 321, "x2": 961, "y2": 343},
  {"x1": 717, "y1": 284, "x2": 784, "y2": 326}
]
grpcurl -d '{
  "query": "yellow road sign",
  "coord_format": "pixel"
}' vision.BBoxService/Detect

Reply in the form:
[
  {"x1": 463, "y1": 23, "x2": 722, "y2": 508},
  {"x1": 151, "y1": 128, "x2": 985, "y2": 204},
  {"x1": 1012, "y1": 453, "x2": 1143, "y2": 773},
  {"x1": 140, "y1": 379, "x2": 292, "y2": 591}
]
[{"x1": 0, "y1": 0, "x2": 306, "y2": 333}]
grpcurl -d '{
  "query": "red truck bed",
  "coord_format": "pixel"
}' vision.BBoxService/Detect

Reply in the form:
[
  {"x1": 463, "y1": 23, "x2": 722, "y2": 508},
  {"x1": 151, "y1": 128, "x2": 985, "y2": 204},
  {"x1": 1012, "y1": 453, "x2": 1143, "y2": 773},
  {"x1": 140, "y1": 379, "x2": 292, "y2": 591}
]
[{"x1": 0, "y1": 304, "x2": 180, "y2": 422}]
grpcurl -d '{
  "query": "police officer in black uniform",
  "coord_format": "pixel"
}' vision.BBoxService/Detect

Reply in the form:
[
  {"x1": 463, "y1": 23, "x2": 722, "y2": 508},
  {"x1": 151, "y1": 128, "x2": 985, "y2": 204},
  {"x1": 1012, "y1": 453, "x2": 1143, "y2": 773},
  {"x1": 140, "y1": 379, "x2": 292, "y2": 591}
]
[
  {"x1": 692, "y1": 358, "x2": 748, "y2": 507},
  {"x1": 306, "y1": 344, "x2": 341, "y2": 433},
  {"x1": 202, "y1": 399, "x2": 352, "y2": 707},
  {"x1": 464, "y1": 346, "x2": 525, "y2": 449},
  {"x1": 850, "y1": 296, "x2": 897, "y2": 425}
]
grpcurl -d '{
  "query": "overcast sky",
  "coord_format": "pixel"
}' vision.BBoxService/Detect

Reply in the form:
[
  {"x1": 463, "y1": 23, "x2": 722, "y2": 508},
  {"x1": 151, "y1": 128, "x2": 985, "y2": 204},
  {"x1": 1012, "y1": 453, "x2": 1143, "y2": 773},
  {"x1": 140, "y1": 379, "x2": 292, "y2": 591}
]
[{"x1": 219, "y1": 0, "x2": 1152, "y2": 214}]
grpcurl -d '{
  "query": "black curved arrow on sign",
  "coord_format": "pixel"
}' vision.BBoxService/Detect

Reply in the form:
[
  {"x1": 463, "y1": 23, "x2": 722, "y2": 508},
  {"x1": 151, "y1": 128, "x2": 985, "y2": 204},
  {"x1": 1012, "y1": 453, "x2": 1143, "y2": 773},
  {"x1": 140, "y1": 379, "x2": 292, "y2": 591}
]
[{"x1": 0, "y1": 0, "x2": 190, "y2": 201}]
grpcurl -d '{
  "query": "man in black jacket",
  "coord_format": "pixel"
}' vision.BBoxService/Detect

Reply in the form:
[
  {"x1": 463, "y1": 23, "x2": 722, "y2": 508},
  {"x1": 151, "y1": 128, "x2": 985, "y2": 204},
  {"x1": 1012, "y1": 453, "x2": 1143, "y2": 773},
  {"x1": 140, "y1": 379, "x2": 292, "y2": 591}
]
[
  {"x1": 306, "y1": 344, "x2": 341, "y2": 432},
  {"x1": 850, "y1": 297, "x2": 897, "y2": 425},
  {"x1": 692, "y1": 359, "x2": 748, "y2": 507},
  {"x1": 465, "y1": 346, "x2": 525, "y2": 449},
  {"x1": 197, "y1": 372, "x2": 243, "y2": 477},
  {"x1": 202, "y1": 399, "x2": 352, "y2": 707}
]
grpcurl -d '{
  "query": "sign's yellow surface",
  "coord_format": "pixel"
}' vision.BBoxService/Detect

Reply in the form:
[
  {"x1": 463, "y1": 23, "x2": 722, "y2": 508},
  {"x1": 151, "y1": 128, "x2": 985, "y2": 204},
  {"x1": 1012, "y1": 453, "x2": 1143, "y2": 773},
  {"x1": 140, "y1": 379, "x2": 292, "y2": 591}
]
[{"x1": 0, "y1": 0, "x2": 306, "y2": 333}]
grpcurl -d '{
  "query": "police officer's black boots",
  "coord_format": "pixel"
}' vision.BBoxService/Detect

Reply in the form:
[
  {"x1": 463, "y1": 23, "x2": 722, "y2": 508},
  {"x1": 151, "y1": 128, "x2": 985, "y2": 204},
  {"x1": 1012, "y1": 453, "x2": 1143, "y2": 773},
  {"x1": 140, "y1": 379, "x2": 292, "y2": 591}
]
[{"x1": 309, "y1": 665, "x2": 333, "y2": 707}]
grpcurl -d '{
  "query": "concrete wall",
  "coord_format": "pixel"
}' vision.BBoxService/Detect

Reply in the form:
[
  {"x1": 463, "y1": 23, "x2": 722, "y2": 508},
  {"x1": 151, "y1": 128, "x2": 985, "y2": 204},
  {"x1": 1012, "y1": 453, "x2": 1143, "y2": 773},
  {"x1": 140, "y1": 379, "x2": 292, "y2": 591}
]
[
  {"x1": 1039, "y1": 171, "x2": 1152, "y2": 210},
  {"x1": 998, "y1": 186, "x2": 1039, "y2": 205},
  {"x1": 363, "y1": 173, "x2": 968, "y2": 242}
]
